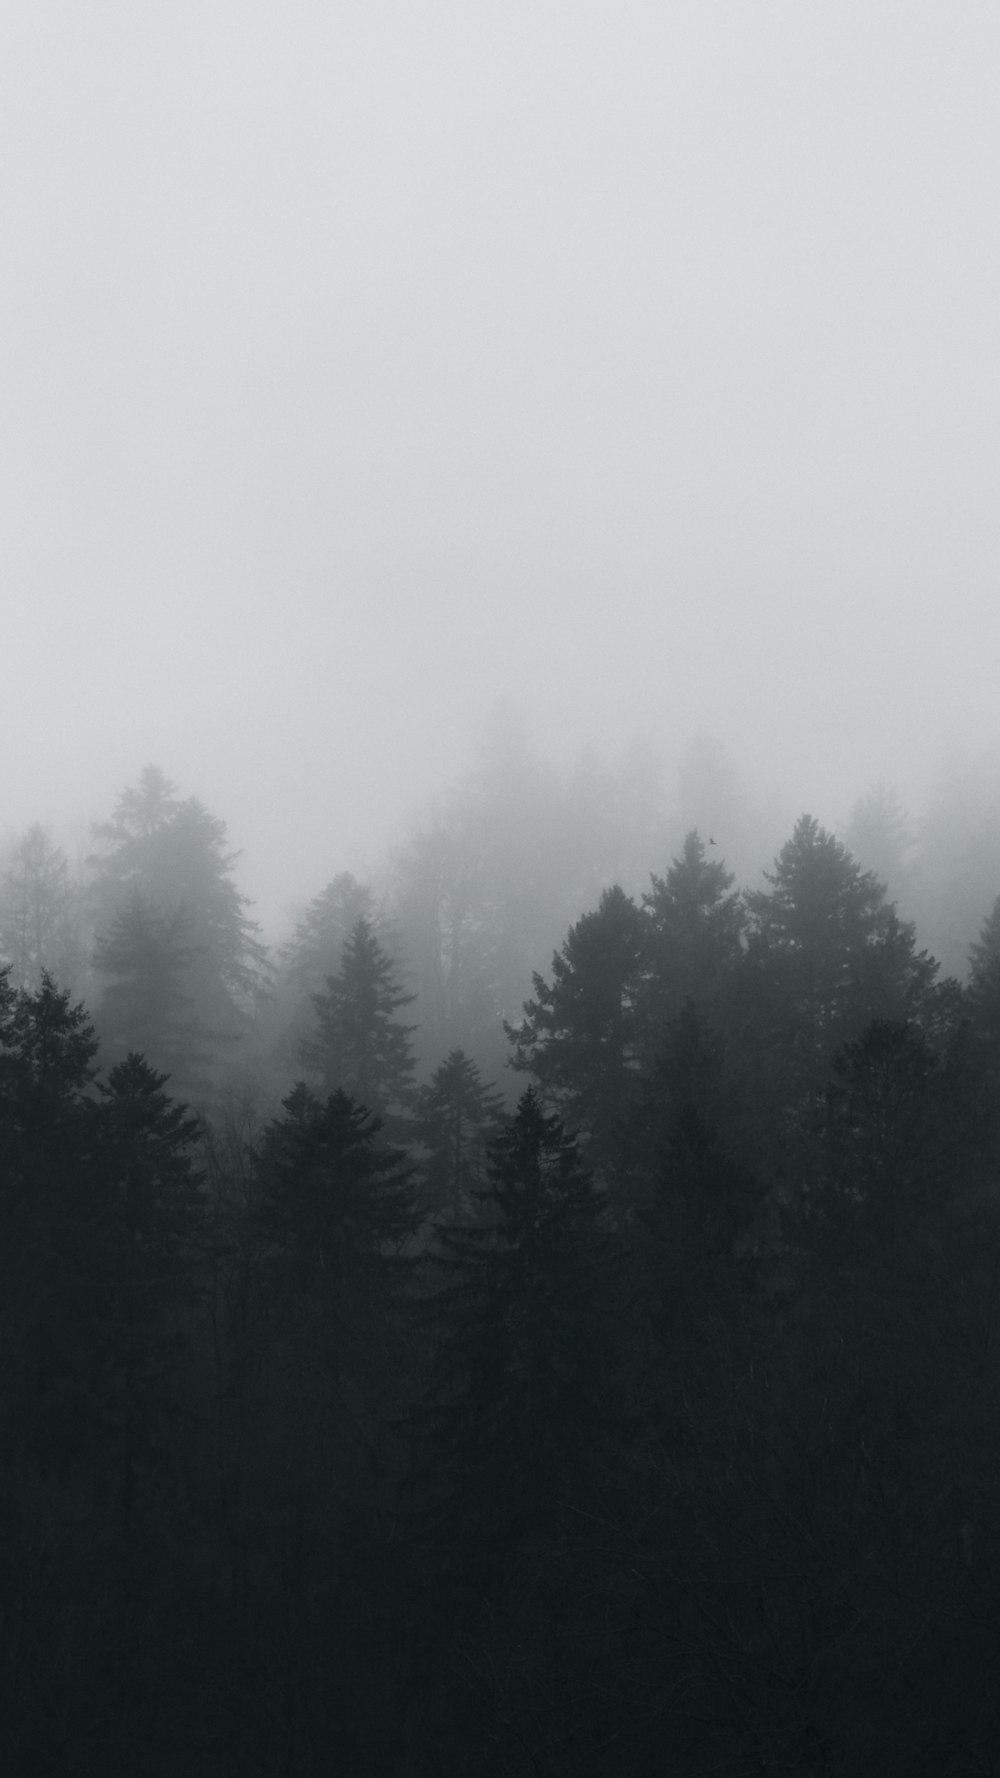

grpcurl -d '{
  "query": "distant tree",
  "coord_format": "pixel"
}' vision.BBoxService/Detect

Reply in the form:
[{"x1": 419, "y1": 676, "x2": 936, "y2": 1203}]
[
  {"x1": 741, "y1": 815, "x2": 941, "y2": 1176},
  {"x1": 92, "y1": 893, "x2": 211, "y2": 1097},
  {"x1": 907, "y1": 752, "x2": 1000, "y2": 980},
  {"x1": 507, "y1": 885, "x2": 648, "y2": 1210},
  {"x1": 90, "y1": 768, "x2": 270, "y2": 1095},
  {"x1": 641, "y1": 830, "x2": 744, "y2": 1055},
  {"x1": 413, "y1": 1048, "x2": 505, "y2": 1220},
  {"x1": 844, "y1": 783, "x2": 914, "y2": 906},
  {"x1": 0, "y1": 824, "x2": 85, "y2": 994},
  {"x1": 281, "y1": 872, "x2": 375, "y2": 1003},
  {"x1": 301, "y1": 918, "x2": 416, "y2": 1129}
]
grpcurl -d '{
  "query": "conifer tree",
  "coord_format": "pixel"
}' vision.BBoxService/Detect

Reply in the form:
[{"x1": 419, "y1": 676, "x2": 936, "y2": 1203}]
[
  {"x1": 507, "y1": 885, "x2": 647, "y2": 1204},
  {"x1": 92, "y1": 892, "x2": 211, "y2": 1096},
  {"x1": 413, "y1": 1048, "x2": 505, "y2": 1219},
  {"x1": 740, "y1": 816, "x2": 940, "y2": 1171},
  {"x1": 420, "y1": 1089, "x2": 615, "y2": 1557},
  {"x1": 78, "y1": 1056, "x2": 205, "y2": 1517},
  {"x1": 641, "y1": 830, "x2": 744, "y2": 1051},
  {"x1": 301, "y1": 918, "x2": 416, "y2": 1128},
  {"x1": 90, "y1": 768, "x2": 269, "y2": 1094},
  {"x1": 0, "y1": 824, "x2": 85, "y2": 994},
  {"x1": 254, "y1": 1084, "x2": 418, "y2": 1587}
]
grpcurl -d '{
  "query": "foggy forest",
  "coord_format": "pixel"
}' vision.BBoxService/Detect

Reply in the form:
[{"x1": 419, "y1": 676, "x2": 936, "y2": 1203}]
[
  {"x1": 4, "y1": 737, "x2": 1000, "y2": 1773},
  {"x1": 7, "y1": 3, "x2": 1000, "y2": 1773}
]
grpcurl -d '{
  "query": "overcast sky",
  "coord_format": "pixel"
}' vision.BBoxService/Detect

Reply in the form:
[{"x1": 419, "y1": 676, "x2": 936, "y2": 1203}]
[{"x1": 3, "y1": 3, "x2": 999, "y2": 926}]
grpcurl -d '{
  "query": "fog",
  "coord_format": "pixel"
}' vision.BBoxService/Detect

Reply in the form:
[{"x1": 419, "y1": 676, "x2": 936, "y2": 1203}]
[{"x1": 4, "y1": 4, "x2": 1000, "y2": 928}]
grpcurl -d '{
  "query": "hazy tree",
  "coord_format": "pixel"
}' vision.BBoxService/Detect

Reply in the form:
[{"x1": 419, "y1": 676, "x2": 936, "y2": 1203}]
[
  {"x1": 908, "y1": 751, "x2": 1000, "y2": 980},
  {"x1": 301, "y1": 917, "x2": 416, "y2": 1128},
  {"x1": 0, "y1": 824, "x2": 85, "y2": 994},
  {"x1": 93, "y1": 892, "x2": 210, "y2": 1096},
  {"x1": 641, "y1": 830, "x2": 744, "y2": 1055},
  {"x1": 741, "y1": 815, "x2": 940, "y2": 1175},
  {"x1": 413, "y1": 1048, "x2": 505, "y2": 1220},
  {"x1": 90, "y1": 767, "x2": 270, "y2": 1093},
  {"x1": 844, "y1": 783, "x2": 914, "y2": 907},
  {"x1": 507, "y1": 885, "x2": 648, "y2": 1209}
]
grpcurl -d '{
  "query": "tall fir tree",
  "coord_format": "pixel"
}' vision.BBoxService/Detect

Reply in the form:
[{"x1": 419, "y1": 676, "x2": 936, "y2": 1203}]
[
  {"x1": 419, "y1": 1088, "x2": 616, "y2": 1561},
  {"x1": 507, "y1": 885, "x2": 648, "y2": 1211},
  {"x1": 90, "y1": 767, "x2": 269, "y2": 1098},
  {"x1": 0, "y1": 824, "x2": 85, "y2": 995},
  {"x1": 413, "y1": 1048, "x2": 505, "y2": 1220},
  {"x1": 300, "y1": 918, "x2": 416, "y2": 1130}
]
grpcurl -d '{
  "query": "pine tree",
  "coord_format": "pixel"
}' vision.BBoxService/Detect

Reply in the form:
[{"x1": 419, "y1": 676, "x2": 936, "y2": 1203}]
[
  {"x1": 0, "y1": 824, "x2": 85, "y2": 994},
  {"x1": 92, "y1": 892, "x2": 211, "y2": 1096},
  {"x1": 79, "y1": 1056, "x2": 205, "y2": 1516},
  {"x1": 641, "y1": 830, "x2": 744, "y2": 1055},
  {"x1": 0, "y1": 974, "x2": 100, "y2": 1468},
  {"x1": 741, "y1": 816, "x2": 940, "y2": 1163},
  {"x1": 301, "y1": 918, "x2": 416, "y2": 1128},
  {"x1": 507, "y1": 885, "x2": 648, "y2": 1207},
  {"x1": 413, "y1": 1048, "x2": 505, "y2": 1220},
  {"x1": 419, "y1": 1089, "x2": 616, "y2": 1558},
  {"x1": 254, "y1": 1084, "x2": 419, "y2": 1588},
  {"x1": 90, "y1": 768, "x2": 269, "y2": 1096}
]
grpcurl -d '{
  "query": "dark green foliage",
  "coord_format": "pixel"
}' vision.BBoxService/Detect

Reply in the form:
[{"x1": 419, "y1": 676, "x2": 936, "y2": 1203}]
[
  {"x1": 413, "y1": 1047, "x2": 505, "y2": 1219},
  {"x1": 300, "y1": 917, "x2": 416, "y2": 1127}
]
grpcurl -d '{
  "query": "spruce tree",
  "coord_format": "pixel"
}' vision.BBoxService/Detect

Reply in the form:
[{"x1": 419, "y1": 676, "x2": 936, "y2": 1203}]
[
  {"x1": 413, "y1": 1048, "x2": 505, "y2": 1220},
  {"x1": 420, "y1": 1089, "x2": 616, "y2": 1559},
  {"x1": 507, "y1": 885, "x2": 648, "y2": 1208},
  {"x1": 301, "y1": 918, "x2": 416, "y2": 1129},
  {"x1": 90, "y1": 768, "x2": 269, "y2": 1097}
]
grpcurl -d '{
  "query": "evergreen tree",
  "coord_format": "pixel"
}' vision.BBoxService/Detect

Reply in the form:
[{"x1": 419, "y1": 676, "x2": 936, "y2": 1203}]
[
  {"x1": 0, "y1": 824, "x2": 85, "y2": 994},
  {"x1": 507, "y1": 885, "x2": 648, "y2": 1207},
  {"x1": 641, "y1": 830, "x2": 744, "y2": 1054},
  {"x1": 79, "y1": 1056, "x2": 205, "y2": 1523},
  {"x1": 413, "y1": 1048, "x2": 505, "y2": 1220},
  {"x1": 254, "y1": 1085, "x2": 418, "y2": 1600},
  {"x1": 90, "y1": 767, "x2": 270, "y2": 1095},
  {"x1": 92, "y1": 892, "x2": 211, "y2": 1096},
  {"x1": 420, "y1": 1089, "x2": 616, "y2": 1558},
  {"x1": 301, "y1": 918, "x2": 416, "y2": 1128},
  {"x1": 844, "y1": 783, "x2": 914, "y2": 907},
  {"x1": 0, "y1": 974, "x2": 100, "y2": 1468},
  {"x1": 281, "y1": 874, "x2": 375, "y2": 1007},
  {"x1": 741, "y1": 816, "x2": 940, "y2": 1173}
]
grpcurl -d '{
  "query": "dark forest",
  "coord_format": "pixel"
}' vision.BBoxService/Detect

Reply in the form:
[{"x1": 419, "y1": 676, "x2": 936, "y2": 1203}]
[{"x1": 3, "y1": 758, "x2": 1000, "y2": 1776}]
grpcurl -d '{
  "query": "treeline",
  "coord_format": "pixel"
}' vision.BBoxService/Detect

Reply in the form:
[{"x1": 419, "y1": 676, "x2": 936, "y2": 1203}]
[{"x1": 3, "y1": 763, "x2": 1000, "y2": 1771}]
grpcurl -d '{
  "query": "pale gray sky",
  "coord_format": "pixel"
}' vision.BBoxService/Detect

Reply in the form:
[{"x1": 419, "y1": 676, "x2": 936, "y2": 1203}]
[{"x1": 3, "y1": 4, "x2": 999, "y2": 925}]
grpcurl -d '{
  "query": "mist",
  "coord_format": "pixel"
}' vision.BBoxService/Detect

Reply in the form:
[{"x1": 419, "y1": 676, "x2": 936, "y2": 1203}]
[{"x1": 3, "y1": 3, "x2": 1000, "y2": 933}]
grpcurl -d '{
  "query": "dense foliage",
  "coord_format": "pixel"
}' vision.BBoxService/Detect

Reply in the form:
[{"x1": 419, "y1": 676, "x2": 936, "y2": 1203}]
[{"x1": 4, "y1": 765, "x2": 1000, "y2": 1772}]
